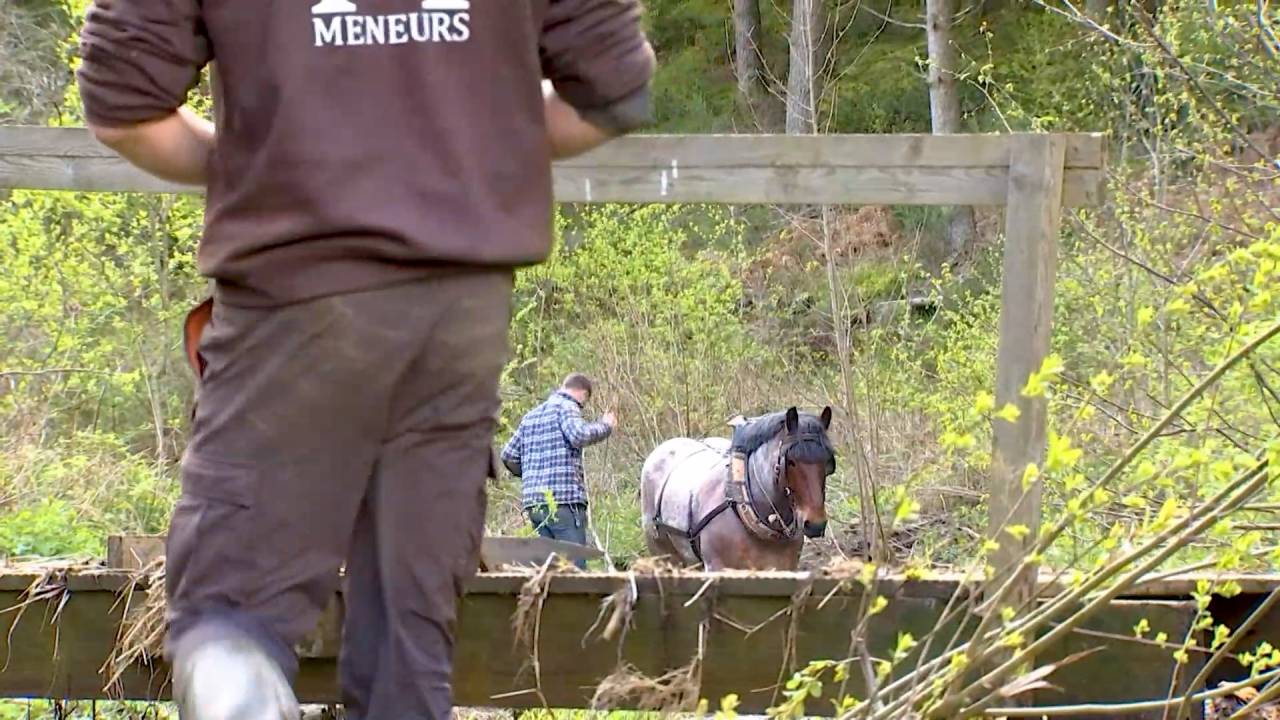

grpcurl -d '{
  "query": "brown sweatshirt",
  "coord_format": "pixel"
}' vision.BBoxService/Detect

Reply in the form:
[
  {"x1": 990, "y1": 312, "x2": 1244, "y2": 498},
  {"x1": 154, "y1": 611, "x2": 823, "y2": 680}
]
[{"x1": 76, "y1": 0, "x2": 655, "y2": 307}]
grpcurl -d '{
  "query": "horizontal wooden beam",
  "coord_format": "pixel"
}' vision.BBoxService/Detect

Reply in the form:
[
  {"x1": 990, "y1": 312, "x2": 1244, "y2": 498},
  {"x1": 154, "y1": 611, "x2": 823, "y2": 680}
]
[
  {"x1": 7, "y1": 566, "x2": 1275, "y2": 599},
  {"x1": 562, "y1": 132, "x2": 1107, "y2": 169},
  {"x1": 0, "y1": 127, "x2": 1107, "y2": 207},
  {"x1": 106, "y1": 534, "x2": 603, "y2": 573},
  {"x1": 0, "y1": 568, "x2": 1201, "y2": 715},
  {"x1": 553, "y1": 166, "x2": 1104, "y2": 207}
]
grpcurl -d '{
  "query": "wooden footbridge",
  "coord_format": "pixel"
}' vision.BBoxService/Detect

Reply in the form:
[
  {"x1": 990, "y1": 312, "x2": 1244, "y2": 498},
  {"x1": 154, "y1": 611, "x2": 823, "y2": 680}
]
[
  {"x1": 3, "y1": 553, "x2": 1280, "y2": 718},
  {"x1": 5, "y1": 126, "x2": 1263, "y2": 717}
]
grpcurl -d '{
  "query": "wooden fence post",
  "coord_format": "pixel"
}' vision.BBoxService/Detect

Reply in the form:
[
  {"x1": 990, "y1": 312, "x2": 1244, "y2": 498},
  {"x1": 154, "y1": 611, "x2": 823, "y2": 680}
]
[{"x1": 988, "y1": 134, "x2": 1066, "y2": 607}]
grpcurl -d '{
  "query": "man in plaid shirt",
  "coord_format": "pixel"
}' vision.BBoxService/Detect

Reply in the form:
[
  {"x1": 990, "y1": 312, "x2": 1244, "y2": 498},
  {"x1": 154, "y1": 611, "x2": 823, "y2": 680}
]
[{"x1": 501, "y1": 373, "x2": 616, "y2": 566}]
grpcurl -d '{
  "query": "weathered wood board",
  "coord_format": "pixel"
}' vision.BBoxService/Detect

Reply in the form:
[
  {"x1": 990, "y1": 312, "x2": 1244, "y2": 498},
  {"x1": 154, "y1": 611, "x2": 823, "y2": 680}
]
[
  {"x1": 988, "y1": 134, "x2": 1066, "y2": 610},
  {"x1": 0, "y1": 569, "x2": 1203, "y2": 717},
  {"x1": 0, "y1": 127, "x2": 1107, "y2": 207},
  {"x1": 106, "y1": 534, "x2": 603, "y2": 573},
  {"x1": 476, "y1": 536, "x2": 603, "y2": 570}
]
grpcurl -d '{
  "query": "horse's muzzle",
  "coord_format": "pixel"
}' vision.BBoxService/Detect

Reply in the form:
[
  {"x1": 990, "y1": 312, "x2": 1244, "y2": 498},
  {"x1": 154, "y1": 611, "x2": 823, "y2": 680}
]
[{"x1": 803, "y1": 519, "x2": 828, "y2": 538}]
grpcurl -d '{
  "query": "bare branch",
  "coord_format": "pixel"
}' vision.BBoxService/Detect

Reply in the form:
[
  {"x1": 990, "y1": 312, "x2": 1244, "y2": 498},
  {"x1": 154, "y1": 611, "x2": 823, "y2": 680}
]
[
  {"x1": 1254, "y1": 0, "x2": 1280, "y2": 60},
  {"x1": 984, "y1": 666, "x2": 1280, "y2": 717},
  {"x1": 858, "y1": 3, "x2": 925, "y2": 29},
  {"x1": 0, "y1": 368, "x2": 112, "y2": 380},
  {"x1": 1128, "y1": 3, "x2": 1278, "y2": 166}
]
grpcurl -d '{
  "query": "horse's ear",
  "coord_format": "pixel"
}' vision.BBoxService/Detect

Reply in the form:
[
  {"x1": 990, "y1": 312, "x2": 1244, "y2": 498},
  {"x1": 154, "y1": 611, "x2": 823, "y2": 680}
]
[
  {"x1": 820, "y1": 406, "x2": 833, "y2": 429},
  {"x1": 785, "y1": 407, "x2": 799, "y2": 433}
]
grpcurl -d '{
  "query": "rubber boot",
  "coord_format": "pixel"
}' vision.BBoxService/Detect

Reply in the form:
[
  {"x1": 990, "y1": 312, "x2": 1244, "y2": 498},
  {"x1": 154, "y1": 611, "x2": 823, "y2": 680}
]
[{"x1": 173, "y1": 628, "x2": 299, "y2": 720}]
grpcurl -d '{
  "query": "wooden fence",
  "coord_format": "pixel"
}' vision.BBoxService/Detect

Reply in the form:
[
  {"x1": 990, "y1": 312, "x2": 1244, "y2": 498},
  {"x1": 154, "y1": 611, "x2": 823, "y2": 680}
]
[
  {"x1": 0, "y1": 126, "x2": 1107, "y2": 611},
  {"x1": 0, "y1": 127, "x2": 1118, "y2": 713}
]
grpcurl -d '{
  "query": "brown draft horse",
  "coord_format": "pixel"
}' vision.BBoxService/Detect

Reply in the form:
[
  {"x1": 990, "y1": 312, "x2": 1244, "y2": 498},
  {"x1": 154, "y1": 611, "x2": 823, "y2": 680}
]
[{"x1": 640, "y1": 407, "x2": 836, "y2": 571}]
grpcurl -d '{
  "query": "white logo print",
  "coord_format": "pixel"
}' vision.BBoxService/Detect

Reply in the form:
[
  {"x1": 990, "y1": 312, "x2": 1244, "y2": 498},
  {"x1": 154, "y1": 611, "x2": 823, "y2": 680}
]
[
  {"x1": 310, "y1": 0, "x2": 358, "y2": 14},
  {"x1": 311, "y1": 0, "x2": 472, "y2": 47}
]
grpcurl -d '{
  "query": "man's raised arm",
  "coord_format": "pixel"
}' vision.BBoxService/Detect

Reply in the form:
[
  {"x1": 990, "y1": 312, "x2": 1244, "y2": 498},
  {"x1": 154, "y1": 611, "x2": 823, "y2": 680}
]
[
  {"x1": 540, "y1": 0, "x2": 657, "y2": 159},
  {"x1": 75, "y1": 0, "x2": 213, "y2": 185},
  {"x1": 560, "y1": 409, "x2": 613, "y2": 450}
]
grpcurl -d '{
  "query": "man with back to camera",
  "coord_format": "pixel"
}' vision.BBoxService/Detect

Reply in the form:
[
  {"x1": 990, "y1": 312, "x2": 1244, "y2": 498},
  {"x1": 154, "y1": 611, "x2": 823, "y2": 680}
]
[
  {"x1": 74, "y1": 0, "x2": 654, "y2": 717},
  {"x1": 501, "y1": 373, "x2": 616, "y2": 568}
]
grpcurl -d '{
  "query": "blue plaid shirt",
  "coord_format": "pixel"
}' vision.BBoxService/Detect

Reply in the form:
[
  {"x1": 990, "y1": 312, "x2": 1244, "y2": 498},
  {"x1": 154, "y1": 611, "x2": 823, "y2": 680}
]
[{"x1": 502, "y1": 390, "x2": 612, "y2": 508}]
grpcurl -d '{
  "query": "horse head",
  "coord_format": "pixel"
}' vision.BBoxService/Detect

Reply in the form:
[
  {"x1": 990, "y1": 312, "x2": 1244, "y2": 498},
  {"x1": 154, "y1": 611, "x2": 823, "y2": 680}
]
[{"x1": 780, "y1": 405, "x2": 834, "y2": 539}]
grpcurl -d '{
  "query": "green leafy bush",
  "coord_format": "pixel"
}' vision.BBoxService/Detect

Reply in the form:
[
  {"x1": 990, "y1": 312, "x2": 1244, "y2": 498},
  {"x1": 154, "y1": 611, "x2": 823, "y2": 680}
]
[{"x1": 0, "y1": 499, "x2": 100, "y2": 558}]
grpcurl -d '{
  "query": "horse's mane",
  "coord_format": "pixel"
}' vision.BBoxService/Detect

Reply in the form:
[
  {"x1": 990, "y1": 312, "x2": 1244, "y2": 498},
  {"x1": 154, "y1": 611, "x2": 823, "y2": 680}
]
[
  {"x1": 736, "y1": 411, "x2": 788, "y2": 452},
  {"x1": 740, "y1": 411, "x2": 835, "y2": 467}
]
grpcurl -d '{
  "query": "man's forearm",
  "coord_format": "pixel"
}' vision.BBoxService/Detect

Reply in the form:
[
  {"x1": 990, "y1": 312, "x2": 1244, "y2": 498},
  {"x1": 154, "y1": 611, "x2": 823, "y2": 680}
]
[
  {"x1": 543, "y1": 84, "x2": 614, "y2": 160},
  {"x1": 584, "y1": 422, "x2": 613, "y2": 447},
  {"x1": 88, "y1": 106, "x2": 215, "y2": 186}
]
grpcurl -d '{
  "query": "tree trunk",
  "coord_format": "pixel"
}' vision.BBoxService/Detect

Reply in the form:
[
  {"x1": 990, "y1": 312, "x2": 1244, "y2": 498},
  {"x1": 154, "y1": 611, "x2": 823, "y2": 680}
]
[
  {"x1": 785, "y1": 0, "x2": 827, "y2": 135},
  {"x1": 925, "y1": 0, "x2": 976, "y2": 258},
  {"x1": 733, "y1": 0, "x2": 780, "y2": 131}
]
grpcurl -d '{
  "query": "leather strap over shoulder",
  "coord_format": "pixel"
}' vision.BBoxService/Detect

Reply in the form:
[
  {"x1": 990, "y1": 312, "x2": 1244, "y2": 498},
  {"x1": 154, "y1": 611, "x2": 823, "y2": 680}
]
[
  {"x1": 183, "y1": 297, "x2": 214, "y2": 381},
  {"x1": 182, "y1": 297, "x2": 214, "y2": 422},
  {"x1": 726, "y1": 451, "x2": 799, "y2": 543}
]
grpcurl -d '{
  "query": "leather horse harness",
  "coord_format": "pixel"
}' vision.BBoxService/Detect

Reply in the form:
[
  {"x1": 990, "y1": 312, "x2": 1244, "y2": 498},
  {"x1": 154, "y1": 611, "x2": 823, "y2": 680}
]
[{"x1": 652, "y1": 427, "x2": 830, "y2": 563}]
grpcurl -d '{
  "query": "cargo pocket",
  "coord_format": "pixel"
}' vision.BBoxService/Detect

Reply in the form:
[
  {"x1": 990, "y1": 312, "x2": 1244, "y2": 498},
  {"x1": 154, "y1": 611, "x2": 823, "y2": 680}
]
[
  {"x1": 451, "y1": 445, "x2": 492, "y2": 585},
  {"x1": 182, "y1": 456, "x2": 258, "y2": 508},
  {"x1": 167, "y1": 457, "x2": 262, "y2": 606}
]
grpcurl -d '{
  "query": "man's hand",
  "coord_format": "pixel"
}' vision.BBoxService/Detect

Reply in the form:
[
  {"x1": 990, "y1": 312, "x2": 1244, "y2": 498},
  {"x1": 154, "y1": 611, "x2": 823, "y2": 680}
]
[
  {"x1": 543, "y1": 81, "x2": 614, "y2": 160},
  {"x1": 602, "y1": 411, "x2": 618, "y2": 429},
  {"x1": 88, "y1": 106, "x2": 215, "y2": 186}
]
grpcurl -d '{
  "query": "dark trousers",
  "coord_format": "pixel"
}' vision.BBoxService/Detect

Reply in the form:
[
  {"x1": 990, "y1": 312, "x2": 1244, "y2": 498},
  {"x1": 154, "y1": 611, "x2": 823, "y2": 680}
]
[
  {"x1": 165, "y1": 271, "x2": 513, "y2": 720},
  {"x1": 526, "y1": 502, "x2": 589, "y2": 569}
]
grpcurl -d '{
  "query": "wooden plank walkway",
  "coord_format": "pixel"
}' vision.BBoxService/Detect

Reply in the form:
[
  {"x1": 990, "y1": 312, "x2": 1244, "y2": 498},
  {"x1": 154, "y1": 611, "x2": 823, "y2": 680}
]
[{"x1": 4, "y1": 566, "x2": 1270, "y2": 717}]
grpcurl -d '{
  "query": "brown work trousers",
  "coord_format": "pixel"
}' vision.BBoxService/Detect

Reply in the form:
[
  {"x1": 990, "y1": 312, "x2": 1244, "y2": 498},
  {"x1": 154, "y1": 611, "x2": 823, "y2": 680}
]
[{"x1": 165, "y1": 271, "x2": 513, "y2": 720}]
